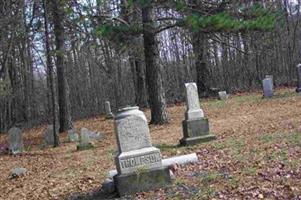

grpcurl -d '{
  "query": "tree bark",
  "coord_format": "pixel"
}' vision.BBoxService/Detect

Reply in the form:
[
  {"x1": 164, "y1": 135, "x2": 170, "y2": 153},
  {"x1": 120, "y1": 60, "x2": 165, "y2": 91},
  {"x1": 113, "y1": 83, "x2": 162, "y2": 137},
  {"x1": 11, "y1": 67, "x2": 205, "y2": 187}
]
[
  {"x1": 142, "y1": 5, "x2": 168, "y2": 124},
  {"x1": 51, "y1": 0, "x2": 73, "y2": 133},
  {"x1": 192, "y1": 32, "x2": 211, "y2": 96},
  {"x1": 43, "y1": 0, "x2": 59, "y2": 147}
]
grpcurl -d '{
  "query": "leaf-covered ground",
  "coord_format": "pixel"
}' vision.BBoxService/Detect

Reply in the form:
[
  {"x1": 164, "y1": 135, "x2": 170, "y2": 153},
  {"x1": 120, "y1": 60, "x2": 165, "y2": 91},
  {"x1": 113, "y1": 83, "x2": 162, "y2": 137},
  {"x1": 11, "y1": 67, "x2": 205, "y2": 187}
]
[{"x1": 1, "y1": 88, "x2": 301, "y2": 199}]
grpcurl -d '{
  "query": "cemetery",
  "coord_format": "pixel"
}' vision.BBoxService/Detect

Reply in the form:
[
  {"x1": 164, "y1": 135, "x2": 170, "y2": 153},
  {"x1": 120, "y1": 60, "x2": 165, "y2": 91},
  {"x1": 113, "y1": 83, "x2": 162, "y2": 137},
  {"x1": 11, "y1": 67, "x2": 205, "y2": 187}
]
[
  {"x1": 1, "y1": 86, "x2": 301, "y2": 199},
  {"x1": 1, "y1": 1, "x2": 301, "y2": 199}
]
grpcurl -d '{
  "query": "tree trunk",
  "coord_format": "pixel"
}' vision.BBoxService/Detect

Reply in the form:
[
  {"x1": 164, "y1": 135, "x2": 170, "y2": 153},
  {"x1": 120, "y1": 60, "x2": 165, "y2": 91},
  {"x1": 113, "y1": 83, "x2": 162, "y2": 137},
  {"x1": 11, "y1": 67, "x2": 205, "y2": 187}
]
[
  {"x1": 142, "y1": 5, "x2": 168, "y2": 124},
  {"x1": 43, "y1": 0, "x2": 59, "y2": 147},
  {"x1": 51, "y1": 0, "x2": 73, "y2": 133},
  {"x1": 192, "y1": 32, "x2": 211, "y2": 97}
]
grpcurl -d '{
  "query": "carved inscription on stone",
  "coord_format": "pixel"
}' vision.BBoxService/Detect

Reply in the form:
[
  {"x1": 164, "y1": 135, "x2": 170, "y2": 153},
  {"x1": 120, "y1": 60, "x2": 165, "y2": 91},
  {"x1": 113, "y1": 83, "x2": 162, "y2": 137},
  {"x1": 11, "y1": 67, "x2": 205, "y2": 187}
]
[
  {"x1": 116, "y1": 115, "x2": 152, "y2": 152},
  {"x1": 120, "y1": 152, "x2": 161, "y2": 169}
]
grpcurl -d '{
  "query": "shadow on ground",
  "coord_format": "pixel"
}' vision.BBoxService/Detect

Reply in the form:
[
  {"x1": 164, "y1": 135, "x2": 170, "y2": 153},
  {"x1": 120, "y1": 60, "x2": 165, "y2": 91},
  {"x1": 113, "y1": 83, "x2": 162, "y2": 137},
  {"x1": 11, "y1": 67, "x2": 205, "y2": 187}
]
[{"x1": 66, "y1": 188, "x2": 135, "y2": 200}]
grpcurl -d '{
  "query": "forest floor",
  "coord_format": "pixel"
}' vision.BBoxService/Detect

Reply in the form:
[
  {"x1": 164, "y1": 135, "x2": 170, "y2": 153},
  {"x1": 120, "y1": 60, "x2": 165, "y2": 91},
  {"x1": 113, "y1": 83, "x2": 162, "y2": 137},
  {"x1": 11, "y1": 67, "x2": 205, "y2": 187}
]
[{"x1": 1, "y1": 87, "x2": 301, "y2": 200}]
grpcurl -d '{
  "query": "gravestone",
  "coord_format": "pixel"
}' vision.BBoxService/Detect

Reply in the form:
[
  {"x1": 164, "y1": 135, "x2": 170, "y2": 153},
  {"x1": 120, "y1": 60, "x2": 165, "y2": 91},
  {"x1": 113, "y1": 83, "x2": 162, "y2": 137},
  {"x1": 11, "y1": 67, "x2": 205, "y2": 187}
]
[
  {"x1": 265, "y1": 75, "x2": 274, "y2": 84},
  {"x1": 262, "y1": 77, "x2": 273, "y2": 98},
  {"x1": 113, "y1": 106, "x2": 171, "y2": 196},
  {"x1": 296, "y1": 64, "x2": 301, "y2": 93},
  {"x1": 67, "y1": 128, "x2": 79, "y2": 142},
  {"x1": 44, "y1": 125, "x2": 58, "y2": 146},
  {"x1": 180, "y1": 83, "x2": 216, "y2": 146},
  {"x1": 105, "y1": 101, "x2": 114, "y2": 119},
  {"x1": 218, "y1": 91, "x2": 229, "y2": 100},
  {"x1": 8, "y1": 127, "x2": 23, "y2": 154},
  {"x1": 77, "y1": 128, "x2": 94, "y2": 150}
]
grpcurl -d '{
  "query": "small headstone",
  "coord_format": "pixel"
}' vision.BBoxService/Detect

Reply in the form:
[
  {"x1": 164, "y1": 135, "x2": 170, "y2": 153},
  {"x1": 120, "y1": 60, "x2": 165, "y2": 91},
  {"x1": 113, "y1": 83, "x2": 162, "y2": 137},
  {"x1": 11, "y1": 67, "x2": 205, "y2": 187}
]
[
  {"x1": 10, "y1": 167, "x2": 27, "y2": 179},
  {"x1": 8, "y1": 127, "x2": 23, "y2": 154},
  {"x1": 105, "y1": 101, "x2": 114, "y2": 119},
  {"x1": 218, "y1": 91, "x2": 229, "y2": 100},
  {"x1": 77, "y1": 128, "x2": 94, "y2": 151},
  {"x1": 112, "y1": 106, "x2": 171, "y2": 196},
  {"x1": 296, "y1": 64, "x2": 301, "y2": 93},
  {"x1": 180, "y1": 83, "x2": 216, "y2": 146},
  {"x1": 67, "y1": 128, "x2": 79, "y2": 142},
  {"x1": 262, "y1": 77, "x2": 273, "y2": 98},
  {"x1": 44, "y1": 125, "x2": 58, "y2": 146}
]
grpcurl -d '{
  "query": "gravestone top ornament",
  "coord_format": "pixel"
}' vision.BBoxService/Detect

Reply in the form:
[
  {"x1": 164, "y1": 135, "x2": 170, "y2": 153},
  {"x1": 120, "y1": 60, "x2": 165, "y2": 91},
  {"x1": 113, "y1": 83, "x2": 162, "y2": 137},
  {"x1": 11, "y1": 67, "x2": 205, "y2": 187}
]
[
  {"x1": 8, "y1": 127, "x2": 23, "y2": 155},
  {"x1": 184, "y1": 83, "x2": 204, "y2": 120},
  {"x1": 180, "y1": 82, "x2": 216, "y2": 146},
  {"x1": 296, "y1": 64, "x2": 301, "y2": 93},
  {"x1": 113, "y1": 106, "x2": 171, "y2": 196}
]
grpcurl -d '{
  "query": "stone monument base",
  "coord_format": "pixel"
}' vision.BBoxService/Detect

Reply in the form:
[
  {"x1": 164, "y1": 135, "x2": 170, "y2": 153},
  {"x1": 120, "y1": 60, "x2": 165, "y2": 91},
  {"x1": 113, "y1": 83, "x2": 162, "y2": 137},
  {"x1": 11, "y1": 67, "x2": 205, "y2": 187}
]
[
  {"x1": 113, "y1": 167, "x2": 171, "y2": 196},
  {"x1": 180, "y1": 134, "x2": 216, "y2": 146},
  {"x1": 76, "y1": 143, "x2": 94, "y2": 151},
  {"x1": 180, "y1": 118, "x2": 216, "y2": 146},
  {"x1": 105, "y1": 113, "x2": 114, "y2": 119}
]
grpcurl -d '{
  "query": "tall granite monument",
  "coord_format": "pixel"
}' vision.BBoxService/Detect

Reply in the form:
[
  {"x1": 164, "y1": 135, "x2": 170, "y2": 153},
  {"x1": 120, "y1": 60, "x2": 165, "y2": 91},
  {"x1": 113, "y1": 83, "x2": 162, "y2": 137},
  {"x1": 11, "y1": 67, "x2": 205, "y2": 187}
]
[
  {"x1": 113, "y1": 106, "x2": 171, "y2": 196},
  {"x1": 180, "y1": 83, "x2": 216, "y2": 145},
  {"x1": 296, "y1": 64, "x2": 301, "y2": 93}
]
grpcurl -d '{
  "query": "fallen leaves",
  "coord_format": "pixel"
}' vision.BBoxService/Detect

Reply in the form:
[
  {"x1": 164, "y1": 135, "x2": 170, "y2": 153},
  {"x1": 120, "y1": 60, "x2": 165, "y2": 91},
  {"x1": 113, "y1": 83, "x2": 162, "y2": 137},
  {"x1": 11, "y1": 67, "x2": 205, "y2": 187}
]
[{"x1": 1, "y1": 88, "x2": 301, "y2": 199}]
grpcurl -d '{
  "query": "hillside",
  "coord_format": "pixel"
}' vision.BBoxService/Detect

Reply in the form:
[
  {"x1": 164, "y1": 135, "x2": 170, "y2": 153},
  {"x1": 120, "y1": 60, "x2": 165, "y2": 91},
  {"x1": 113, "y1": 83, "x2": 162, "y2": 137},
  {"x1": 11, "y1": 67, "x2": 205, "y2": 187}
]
[{"x1": 1, "y1": 88, "x2": 301, "y2": 199}]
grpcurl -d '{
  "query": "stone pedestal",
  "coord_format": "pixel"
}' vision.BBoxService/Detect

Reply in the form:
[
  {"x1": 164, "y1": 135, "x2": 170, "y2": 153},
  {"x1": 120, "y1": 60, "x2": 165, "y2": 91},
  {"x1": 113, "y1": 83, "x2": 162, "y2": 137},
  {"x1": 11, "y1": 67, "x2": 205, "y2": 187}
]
[
  {"x1": 114, "y1": 167, "x2": 171, "y2": 196},
  {"x1": 180, "y1": 83, "x2": 216, "y2": 146},
  {"x1": 113, "y1": 107, "x2": 171, "y2": 196},
  {"x1": 180, "y1": 118, "x2": 216, "y2": 145}
]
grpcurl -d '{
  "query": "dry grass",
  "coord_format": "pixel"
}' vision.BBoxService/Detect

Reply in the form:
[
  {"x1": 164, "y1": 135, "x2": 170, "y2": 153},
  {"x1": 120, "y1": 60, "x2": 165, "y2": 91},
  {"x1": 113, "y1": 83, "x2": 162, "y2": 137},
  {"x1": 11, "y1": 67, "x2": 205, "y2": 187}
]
[{"x1": 1, "y1": 87, "x2": 301, "y2": 199}]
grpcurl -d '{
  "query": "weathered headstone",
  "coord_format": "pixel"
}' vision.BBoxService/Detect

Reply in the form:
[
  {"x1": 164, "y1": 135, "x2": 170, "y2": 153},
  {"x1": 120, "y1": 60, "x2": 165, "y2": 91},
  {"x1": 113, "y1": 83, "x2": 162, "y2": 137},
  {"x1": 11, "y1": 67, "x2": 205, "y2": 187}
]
[
  {"x1": 262, "y1": 77, "x2": 273, "y2": 98},
  {"x1": 105, "y1": 101, "x2": 114, "y2": 119},
  {"x1": 113, "y1": 106, "x2": 171, "y2": 196},
  {"x1": 218, "y1": 91, "x2": 229, "y2": 100},
  {"x1": 67, "y1": 128, "x2": 79, "y2": 142},
  {"x1": 8, "y1": 127, "x2": 23, "y2": 154},
  {"x1": 44, "y1": 125, "x2": 58, "y2": 146},
  {"x1": 180, "y1": 83, "x2": 216, "y2": 145},
  {"x1": 296, "y1": 64, "x2": 301, "y2": 93},
  {"x1": 77, "y1": 128, "x2": 94, "y2": 150}
]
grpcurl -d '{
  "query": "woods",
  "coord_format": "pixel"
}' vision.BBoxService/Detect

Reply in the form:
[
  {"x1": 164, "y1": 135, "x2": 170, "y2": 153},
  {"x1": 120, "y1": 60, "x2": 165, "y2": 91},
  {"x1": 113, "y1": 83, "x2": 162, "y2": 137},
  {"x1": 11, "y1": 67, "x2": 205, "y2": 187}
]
[{"x1": 0, "y1": 0, "x2": 300, "y2": 131}]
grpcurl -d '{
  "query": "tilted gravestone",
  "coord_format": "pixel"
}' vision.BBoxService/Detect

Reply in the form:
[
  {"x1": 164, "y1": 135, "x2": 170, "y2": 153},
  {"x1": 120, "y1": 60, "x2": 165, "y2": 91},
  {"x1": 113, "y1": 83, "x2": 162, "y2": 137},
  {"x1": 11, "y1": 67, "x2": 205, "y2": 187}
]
[
  {"x1": 262, "y1": 77, "x2": 273, "y2": 98},
  {"x1": 77, "y1": 128, "x2": 95, "y2": 150},
  {"x1": 105, "y1": 101, "x2": 114, "y2": 119},
  {"x1": 8, "y1": 127, "x2": 23, "y2": 154},
  {"x1": 113, "y1": 106, "x2": 171, "y2": 196},
  {"x1": 180, "y1": 83, "x2": 216, "y2": 146},
  {"x1": 296, "y1": 64, "x2": 301, "y2": 93},
  {"x1": 44, "y1": 125, "x2": 58, "y2": 146}
]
